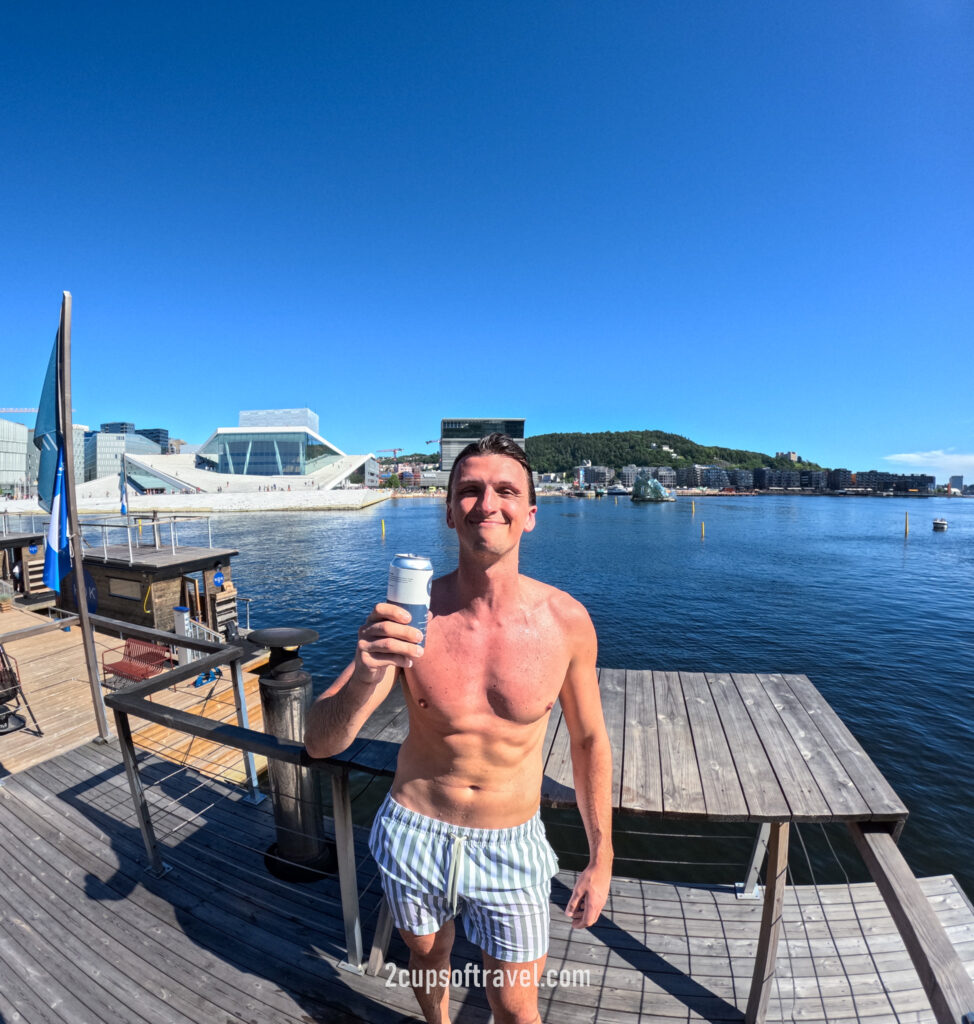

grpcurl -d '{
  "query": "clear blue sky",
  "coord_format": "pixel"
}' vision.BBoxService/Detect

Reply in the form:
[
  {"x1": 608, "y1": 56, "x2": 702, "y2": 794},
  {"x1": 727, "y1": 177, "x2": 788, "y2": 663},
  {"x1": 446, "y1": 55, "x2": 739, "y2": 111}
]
[{"x1": 3, "y1": 2, "x2": 972, "y2": 479}]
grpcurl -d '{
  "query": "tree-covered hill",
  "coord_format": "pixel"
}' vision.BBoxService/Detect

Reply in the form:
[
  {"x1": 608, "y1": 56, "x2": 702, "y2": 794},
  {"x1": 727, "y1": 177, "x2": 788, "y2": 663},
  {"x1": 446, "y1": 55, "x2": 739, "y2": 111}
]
[{"x1": 525, "y1": 430, "x2": 822, "y2": 474}]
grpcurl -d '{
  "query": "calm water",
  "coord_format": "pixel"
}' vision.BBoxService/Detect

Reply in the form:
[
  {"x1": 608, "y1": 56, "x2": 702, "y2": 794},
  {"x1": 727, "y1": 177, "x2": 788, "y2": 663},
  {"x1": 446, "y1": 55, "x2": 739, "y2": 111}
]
[{"x1": 182, "y1": 495, "x2": 974, "y2": 893}]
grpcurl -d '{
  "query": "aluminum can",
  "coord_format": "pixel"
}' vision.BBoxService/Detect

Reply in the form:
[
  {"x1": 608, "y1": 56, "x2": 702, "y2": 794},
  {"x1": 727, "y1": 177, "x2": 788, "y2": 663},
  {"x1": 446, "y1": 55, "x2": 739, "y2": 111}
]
[{"x1": 387, "y1": 554, "x2": 433, "y2": 647}]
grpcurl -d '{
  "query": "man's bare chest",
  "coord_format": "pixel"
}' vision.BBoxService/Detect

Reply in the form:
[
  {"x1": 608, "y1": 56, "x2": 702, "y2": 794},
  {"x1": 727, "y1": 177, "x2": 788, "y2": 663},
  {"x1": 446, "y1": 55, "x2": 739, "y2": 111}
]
[{"x1": 407, "y1": 617, "x2": 567, "y2": 726}]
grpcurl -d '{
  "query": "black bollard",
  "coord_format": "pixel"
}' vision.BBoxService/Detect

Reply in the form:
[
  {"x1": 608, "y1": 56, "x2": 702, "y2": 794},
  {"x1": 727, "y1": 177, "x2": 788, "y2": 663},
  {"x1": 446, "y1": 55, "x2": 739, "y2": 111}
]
[{"x1": 250, "y1": 627, "x2": 336, "y2": 881}]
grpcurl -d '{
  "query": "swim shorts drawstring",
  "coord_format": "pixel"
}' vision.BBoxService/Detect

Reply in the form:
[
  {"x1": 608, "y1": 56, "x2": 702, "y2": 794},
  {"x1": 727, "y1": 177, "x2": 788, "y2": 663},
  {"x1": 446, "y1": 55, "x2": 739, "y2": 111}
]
[{"x1": 446, "y1": 832, "x2": 466, "y2": 914}]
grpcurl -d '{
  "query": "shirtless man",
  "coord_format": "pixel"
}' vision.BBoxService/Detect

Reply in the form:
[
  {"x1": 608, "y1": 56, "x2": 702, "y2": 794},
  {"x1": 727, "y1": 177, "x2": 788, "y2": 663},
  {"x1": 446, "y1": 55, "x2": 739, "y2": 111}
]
[{"x1": 305, "y1": 433, "x2": 613, "y2": 1024}]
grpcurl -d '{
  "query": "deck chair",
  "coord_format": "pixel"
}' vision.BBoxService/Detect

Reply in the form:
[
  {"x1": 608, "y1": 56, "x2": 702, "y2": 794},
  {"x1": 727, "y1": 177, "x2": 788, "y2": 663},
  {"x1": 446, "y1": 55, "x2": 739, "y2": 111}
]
[{"x1": 0, "y1": 644, "x2": 42, "y2": 735}]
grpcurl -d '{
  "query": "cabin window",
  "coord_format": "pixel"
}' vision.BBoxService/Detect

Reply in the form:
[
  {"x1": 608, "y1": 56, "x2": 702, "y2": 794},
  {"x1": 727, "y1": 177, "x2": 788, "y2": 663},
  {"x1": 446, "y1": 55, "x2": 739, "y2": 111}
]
[{"x1": 108, "y1": 577, "x2": 142, "y2": 601}]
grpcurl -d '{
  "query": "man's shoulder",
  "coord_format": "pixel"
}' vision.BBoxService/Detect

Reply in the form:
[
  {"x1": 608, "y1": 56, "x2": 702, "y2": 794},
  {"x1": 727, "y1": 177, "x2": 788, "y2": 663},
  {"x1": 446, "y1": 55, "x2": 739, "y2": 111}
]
[{"x1": 521, "y1": 575, "x2": 593, "y2": 630}]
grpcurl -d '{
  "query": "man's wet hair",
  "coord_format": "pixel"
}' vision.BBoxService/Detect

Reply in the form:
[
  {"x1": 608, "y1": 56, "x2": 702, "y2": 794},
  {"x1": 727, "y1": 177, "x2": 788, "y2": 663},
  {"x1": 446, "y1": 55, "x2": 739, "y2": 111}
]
[{"x1": 446, "y1": 433, "x2": 537, "y2": 505}]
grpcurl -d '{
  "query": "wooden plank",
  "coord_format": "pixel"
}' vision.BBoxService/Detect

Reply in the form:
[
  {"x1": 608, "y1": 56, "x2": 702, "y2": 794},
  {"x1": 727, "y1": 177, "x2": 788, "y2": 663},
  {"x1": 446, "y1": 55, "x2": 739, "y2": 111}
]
[
  {"x1": 542, "y1": 704, "x2": 577, "y2": 806},
  {"x1": 746, "y1": 822, "x2": 790, "y2": 1024},
  {"x1": 654, "y1": 670, "x2": 706, "y2": 817},
  {"x1": 783, "y1": 674, "x2": 908, "y2": 822},
  {"x1": 598, "y1": 666, "x2": 627, "y2": 810},
  {"x1": 850, "y1": 822, "x2": 974, "y2": 1024},
  {"x1": 620, "y1": 668, "x2": 661, "y2": 814},
  {"x1": 681, "y1": 671, "x2": 748, "y2": 820},
  {"x1": 705, "y1": 673, "x2": 790, "y2": 821},
  {"x1": 756, "y1": 673, "x2": 866, "y2": 819},
  {"x1": 732, "y1": 673, "x2": 832, "y2": 821}
]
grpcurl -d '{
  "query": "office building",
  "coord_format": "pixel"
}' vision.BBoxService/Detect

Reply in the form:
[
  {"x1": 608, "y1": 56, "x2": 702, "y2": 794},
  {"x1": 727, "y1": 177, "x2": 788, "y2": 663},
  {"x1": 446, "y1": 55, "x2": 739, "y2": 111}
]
[
  {"x1": 0, "y1": 418, "x2": 29, "y2": 495},
  {"x1": 136, "y1": 427, "x2": 170, "y2": 448},
  {"x1": 101, "y1": 421, "x2": 135, "y2": 434},
  {"x1": 438, "y1": 418, "x2": 526, "y2": 475},
  {"x1": 85, "y1": 432, "x2": 161, "y2": 481}
]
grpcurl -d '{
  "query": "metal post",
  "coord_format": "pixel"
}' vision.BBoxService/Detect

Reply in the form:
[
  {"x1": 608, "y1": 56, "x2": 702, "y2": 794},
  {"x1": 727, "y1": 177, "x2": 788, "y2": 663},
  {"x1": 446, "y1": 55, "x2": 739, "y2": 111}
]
[
  {"x1": 251, "y1": 627, "x2": 335, "y2": 882},
  {"x1": 229, "y1": 660, "x2": 264, "y2": 804},
  {"x1": 207, "y1": 518, "x2": 212, "y2": 548},
  {"x1": 102, "y1": 524, "x2": 108, "y2": 561},
  {"x1": 172, "y1": 605, "x2": 191, "y2": 666},
  {"x1": 737, "y1": 822, "x2": 771, "y2": 899},
  {"x1": 152, "y1": 510, "x2": 160, "y2": 549},
  {"x1": 58, "y1": 293, "x2": 111, "y2": 743},
  {"x1": 114, "y1": 709, "x2": 171, "y2": 877},
  {"x1": 126, "y1": 522, "x2": 133, "y2": 565},
  {"x1": 332, "y1": 770, "x2": 364, "y2": 972}
]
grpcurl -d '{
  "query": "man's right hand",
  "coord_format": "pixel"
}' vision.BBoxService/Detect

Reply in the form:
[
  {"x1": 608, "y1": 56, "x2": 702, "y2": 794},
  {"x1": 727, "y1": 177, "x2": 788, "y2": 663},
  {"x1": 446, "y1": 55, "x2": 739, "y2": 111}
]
[{"x1": 353, "y1": 602, "x2": 425, "y2": 686}]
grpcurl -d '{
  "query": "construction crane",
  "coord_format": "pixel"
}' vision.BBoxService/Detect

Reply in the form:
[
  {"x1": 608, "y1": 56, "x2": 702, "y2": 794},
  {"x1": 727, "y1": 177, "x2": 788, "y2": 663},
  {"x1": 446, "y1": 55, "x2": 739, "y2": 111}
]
[{"x1": 377, "y1": 448, "x2": 403, "y2": 472}]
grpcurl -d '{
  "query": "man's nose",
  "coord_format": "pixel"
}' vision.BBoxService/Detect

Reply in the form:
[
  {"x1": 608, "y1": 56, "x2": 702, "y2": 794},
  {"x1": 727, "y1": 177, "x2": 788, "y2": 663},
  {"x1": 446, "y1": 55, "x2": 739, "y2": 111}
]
[{"x1": 478, "y1": 486, "x2": 499, "y2": 512}]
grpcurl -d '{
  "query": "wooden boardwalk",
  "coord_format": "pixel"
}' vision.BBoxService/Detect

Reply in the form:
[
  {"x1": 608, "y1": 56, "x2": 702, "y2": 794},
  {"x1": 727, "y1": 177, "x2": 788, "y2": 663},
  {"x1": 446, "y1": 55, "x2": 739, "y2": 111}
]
[
  {"x1": 1, "y1": 741, "x2": 973, "y2": 1024},
  {"x1": 0, "y1": 605, "x2": 268, "y2": 783}
]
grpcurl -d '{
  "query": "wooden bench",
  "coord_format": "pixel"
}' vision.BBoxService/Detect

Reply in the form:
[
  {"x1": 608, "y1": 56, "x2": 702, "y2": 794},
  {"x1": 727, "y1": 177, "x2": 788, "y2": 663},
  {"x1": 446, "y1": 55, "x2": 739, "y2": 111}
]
[{"x1": 102, "y1": 639, "x2": 171, "y2": 686}]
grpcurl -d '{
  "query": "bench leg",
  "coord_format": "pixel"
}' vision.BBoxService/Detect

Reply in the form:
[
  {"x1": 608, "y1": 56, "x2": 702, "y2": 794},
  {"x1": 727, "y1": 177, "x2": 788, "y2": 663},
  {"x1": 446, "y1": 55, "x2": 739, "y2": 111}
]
[
  {"x1": 745, "y1": 822, "x2": 789, "y2": 1024},
  {"x1": 366, "y1": 898, "x2": 395, "y2": 976}
]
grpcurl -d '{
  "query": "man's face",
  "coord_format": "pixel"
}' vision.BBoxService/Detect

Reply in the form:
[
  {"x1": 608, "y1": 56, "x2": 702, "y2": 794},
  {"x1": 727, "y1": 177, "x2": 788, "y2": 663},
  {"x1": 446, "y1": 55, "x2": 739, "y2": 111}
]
[{"x1": 446, "y1": 453, "x2": 537, "y2": 558}]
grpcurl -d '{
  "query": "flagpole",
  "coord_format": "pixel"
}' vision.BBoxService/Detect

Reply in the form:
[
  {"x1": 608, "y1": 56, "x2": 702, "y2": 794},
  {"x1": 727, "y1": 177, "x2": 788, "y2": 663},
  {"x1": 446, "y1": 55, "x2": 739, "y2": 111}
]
[{"x1": 59, "y1": 291, "x2": 112, "y2": 742}]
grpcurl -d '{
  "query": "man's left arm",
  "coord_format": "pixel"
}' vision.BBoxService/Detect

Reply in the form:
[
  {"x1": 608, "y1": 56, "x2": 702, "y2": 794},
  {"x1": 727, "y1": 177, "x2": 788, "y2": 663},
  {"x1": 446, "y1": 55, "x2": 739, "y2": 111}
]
[{"x1": 558, "y1": 602, "x2": 614, "y2": 929}]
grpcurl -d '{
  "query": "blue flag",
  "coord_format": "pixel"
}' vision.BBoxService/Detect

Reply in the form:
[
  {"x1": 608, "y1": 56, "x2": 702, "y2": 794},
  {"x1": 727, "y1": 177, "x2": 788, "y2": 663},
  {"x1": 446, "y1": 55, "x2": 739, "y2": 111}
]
[
  {"x1": 34, "y1": 335, "x2": 60, "y2": 513},
  {"x1": 43, "y1": 448, "x2": 71, "y2": 592},
  {"x1": 119, "y1": 457, "x2": 128, "y2": 516}
]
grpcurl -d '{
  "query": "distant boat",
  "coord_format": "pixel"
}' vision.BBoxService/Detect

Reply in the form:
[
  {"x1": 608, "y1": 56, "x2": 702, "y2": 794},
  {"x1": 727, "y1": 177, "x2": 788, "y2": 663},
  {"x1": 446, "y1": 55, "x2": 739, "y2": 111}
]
[
  {"x1": 607, "y1": 484, "x2": 630, "y2": 495},
  {"x1": 631, "y1": 474, "x2": 676, "y2": 503},
  {"x1": 933, "y1": 518, "x2": 948, "y2": 531}
]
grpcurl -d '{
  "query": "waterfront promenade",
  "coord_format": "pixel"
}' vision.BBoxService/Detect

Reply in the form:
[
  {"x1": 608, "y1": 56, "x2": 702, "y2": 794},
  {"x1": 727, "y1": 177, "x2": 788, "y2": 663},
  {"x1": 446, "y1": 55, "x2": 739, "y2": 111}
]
[{"x1": 3, "y1": 487, "x2": 390, "y2": 516}]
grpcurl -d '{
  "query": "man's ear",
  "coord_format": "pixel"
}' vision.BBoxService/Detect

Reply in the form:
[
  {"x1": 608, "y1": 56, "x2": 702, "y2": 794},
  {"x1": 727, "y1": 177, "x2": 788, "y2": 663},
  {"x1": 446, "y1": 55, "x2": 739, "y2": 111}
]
[
  {"x1": 446, "y1": 502, "x2": 456, "y2": 529},
  {"x1": 522, "y1": 505, "x2": 538, "y2": 533}
]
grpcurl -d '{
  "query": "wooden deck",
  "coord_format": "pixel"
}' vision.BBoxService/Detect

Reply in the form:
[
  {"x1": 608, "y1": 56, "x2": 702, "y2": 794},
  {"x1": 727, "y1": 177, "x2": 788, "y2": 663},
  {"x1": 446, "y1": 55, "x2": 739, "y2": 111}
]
[
  {"x1": 0, "y1": 605, "x2": 268, "y2": 783},
  {"x1": 1, "y1": 741, "x2": 973, "y2": 1024}
]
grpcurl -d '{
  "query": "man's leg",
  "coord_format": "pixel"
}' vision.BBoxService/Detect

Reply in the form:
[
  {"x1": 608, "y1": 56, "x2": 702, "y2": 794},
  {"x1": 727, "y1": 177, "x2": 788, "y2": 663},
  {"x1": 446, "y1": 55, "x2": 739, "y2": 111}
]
[
  {"x1": 399, "y1": 920, "x2": 455, "y2": 1024},
  {"x1": 482, "y1": 950, "x2": 546, "y2": 1024}
]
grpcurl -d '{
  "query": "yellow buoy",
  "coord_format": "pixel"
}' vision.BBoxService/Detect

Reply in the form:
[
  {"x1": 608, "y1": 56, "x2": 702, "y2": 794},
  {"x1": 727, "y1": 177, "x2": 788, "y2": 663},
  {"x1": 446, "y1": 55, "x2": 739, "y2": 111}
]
[
  {"x1": 701, "y1": 521, "x2": 705, "y2": 539},
  {"x1": 692, "y1": 500, "x2": 695, "y2": 515},
  {"x1": 904, "y1": 511, "x2": 909, "y2": 537},
  {"x1": 381, "y1": 518, "x2": 386, "y2": 538}
]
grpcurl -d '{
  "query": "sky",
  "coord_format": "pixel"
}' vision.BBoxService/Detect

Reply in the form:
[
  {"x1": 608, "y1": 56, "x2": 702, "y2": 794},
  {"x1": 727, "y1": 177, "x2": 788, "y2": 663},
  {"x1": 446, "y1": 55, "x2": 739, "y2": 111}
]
[{"x1": 2, "y1": 2, "x2": 973, "y2": 480}]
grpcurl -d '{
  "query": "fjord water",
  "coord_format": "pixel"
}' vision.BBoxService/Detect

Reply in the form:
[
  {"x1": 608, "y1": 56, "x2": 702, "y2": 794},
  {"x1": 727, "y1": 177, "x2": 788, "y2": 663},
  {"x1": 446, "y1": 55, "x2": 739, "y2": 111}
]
[{"x1": 199, "y1": 495, "x2": 973, "y2": 893}]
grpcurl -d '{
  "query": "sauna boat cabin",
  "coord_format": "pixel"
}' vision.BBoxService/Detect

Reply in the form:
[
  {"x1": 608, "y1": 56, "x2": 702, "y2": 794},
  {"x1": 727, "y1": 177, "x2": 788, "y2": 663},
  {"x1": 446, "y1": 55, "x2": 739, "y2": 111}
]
[
  {"x1": 56, "y1": 514, "x2": 241, "y2": 638},
  {"x1": 0, "y1": 528, "x2": 51, "y2": 603}
]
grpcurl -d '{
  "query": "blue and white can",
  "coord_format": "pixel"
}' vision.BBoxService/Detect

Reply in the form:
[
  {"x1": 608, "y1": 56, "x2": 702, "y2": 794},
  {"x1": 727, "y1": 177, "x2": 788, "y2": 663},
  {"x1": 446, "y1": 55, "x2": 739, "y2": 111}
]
[{"x1": 387, "y1": 554, "x2": 433, "y2": 647}]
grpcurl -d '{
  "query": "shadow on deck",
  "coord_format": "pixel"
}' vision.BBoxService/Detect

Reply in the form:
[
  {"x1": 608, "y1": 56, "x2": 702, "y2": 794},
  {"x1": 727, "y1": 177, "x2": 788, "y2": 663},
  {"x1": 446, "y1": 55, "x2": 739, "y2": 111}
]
[{"x1": 1, "y1": 741, "x2": 972, "y2": 1024}]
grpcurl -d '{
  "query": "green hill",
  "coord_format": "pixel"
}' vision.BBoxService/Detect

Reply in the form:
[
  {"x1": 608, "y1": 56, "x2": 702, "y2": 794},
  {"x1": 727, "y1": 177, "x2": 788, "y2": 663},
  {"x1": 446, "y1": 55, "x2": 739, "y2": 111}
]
[{"x1": 525, "y1": 430, "x2": 821, "y2": 474}]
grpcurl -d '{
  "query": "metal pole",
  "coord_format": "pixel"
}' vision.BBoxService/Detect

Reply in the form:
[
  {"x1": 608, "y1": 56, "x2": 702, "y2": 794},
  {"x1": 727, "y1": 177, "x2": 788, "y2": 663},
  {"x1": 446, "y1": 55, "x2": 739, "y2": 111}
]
[
  {"x1": 114, "y1": 709, "x2": 170, "y2": 877},
  {"x1": 332, "y1": 770, "x2": 364, "y2": 972},
  {"x1": 230, "y1": 660, "x2": 263, "y2": 804},
  {"x1": 59, "y1": 293, "x2": 112, "y2": 742},
  {"x1": 207, "y1": 518, "x2": 212, "y2": 548},
  {"x1": 126, "y1": 522, "x2": 133, "y2": 565},
  {"x1": 737, "y1": 822, "x2": 771, "y2": 899}
]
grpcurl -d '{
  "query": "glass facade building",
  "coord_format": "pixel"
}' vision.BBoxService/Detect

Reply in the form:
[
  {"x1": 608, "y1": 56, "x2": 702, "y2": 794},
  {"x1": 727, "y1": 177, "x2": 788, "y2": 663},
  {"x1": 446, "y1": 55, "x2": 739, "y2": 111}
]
[
  {"x1": 439, "y1": 418, "x2": 526, "y2": 473},
  {"x1": 195, "y1": 428, "x2": 343, "y2": 476}
]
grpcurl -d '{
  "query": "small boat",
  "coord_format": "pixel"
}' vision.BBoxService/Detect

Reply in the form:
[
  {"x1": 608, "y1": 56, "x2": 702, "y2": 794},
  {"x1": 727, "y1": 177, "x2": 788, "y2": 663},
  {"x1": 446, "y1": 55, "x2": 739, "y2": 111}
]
[{"x1": 933, "y1": 518, "x2": 948, "y2": 531}]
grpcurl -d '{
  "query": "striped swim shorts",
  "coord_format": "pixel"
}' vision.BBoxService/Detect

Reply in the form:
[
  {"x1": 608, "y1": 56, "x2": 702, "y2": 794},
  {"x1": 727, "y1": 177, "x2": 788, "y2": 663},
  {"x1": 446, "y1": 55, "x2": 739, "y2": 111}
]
[{"x1": 368, "y1": 792, "x2": 559, "y2": 963}]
